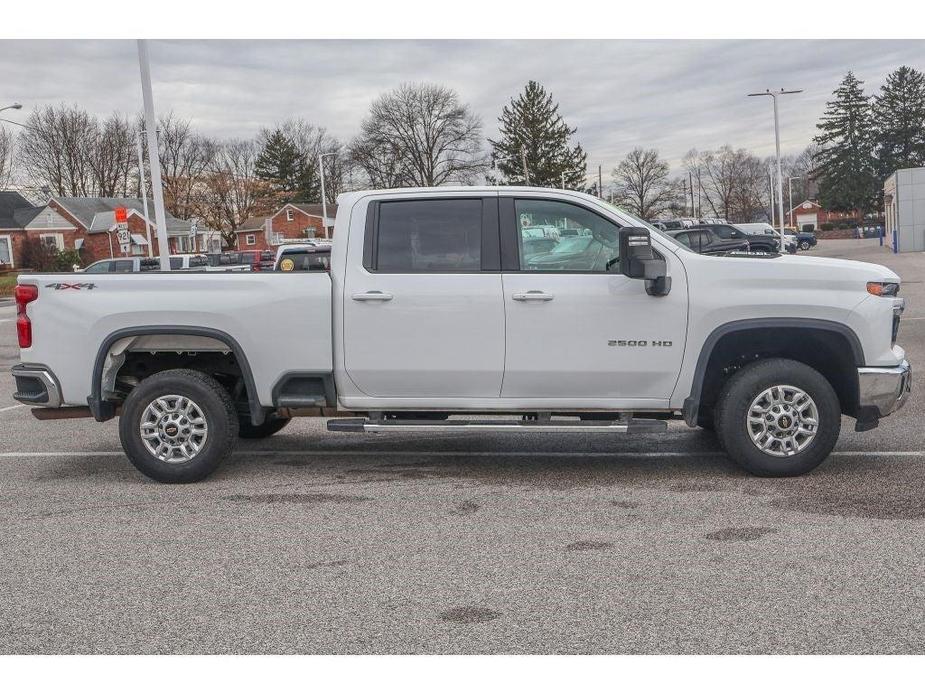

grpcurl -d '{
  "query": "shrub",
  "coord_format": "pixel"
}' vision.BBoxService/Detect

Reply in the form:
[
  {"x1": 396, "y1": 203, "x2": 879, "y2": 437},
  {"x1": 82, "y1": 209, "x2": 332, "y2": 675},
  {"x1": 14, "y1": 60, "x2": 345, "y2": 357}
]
[
  {"x1": 820, "y1": 223, "x2": 835, "y2": 232},
  {"x1": 20, "y1": 239, "x2": 85, "y2": 271}
]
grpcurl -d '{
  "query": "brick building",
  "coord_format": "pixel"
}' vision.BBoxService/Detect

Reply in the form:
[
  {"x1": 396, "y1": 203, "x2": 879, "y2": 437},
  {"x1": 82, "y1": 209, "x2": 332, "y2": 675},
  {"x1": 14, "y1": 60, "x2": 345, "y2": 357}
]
[
  {"x1": 235, "y1": 203, "x2": 336, "y2": 250},
  {"x1": 0, "y1": 193, "x2": 217, "y2": 268},
  {"x1": 788, "y1": 199, "x2": 863, "y2": 235}
]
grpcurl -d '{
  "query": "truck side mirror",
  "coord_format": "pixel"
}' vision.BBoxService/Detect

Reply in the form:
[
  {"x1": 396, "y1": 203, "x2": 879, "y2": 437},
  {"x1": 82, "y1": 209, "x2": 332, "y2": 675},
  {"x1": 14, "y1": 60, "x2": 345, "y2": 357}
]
[{"x1": 617, "y1": 227, "x2": 671, "y2": 297}]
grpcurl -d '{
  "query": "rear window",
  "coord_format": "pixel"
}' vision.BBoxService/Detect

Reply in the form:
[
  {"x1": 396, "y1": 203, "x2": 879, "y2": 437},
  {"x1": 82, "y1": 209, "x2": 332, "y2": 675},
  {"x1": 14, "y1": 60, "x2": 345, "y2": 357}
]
[{"x1": 373, "y1": 199, "x2": 482, "y2": 272}]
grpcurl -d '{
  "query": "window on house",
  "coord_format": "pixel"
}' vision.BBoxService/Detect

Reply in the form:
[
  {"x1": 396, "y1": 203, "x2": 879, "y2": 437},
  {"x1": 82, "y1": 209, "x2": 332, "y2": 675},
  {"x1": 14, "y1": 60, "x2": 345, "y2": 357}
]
[
  {"x1": 286, "y1": 209, "x2": 294, "y2": 221},
  {"x1": 40, "y1": 233, "x2": 64, "y2": 251},
  {"x1": 246, "y1": 234, "x2": 256, "y2": 246},
  {"x1": 0, "y1": 236, "x2": 12, "y2": 266}
]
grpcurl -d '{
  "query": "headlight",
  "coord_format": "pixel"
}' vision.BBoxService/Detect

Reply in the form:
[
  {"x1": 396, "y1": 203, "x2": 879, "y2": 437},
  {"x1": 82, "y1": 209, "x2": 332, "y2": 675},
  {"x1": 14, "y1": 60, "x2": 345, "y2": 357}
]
[{"x1": 867, "y1": 282, "x2": 900, "y2": 297}]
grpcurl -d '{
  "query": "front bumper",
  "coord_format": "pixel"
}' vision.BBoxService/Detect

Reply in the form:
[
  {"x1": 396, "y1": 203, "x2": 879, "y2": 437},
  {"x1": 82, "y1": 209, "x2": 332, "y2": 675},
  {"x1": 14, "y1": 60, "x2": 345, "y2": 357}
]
[{"x1": 857, "y1": 359, "x2": 912, "y2": 420}]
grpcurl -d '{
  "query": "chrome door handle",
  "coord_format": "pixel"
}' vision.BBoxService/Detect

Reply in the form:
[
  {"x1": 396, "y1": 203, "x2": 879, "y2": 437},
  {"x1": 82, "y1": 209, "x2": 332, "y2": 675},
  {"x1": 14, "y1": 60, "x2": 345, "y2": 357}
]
[
  {"x1": 352, "y1": 291, "x2": 393, "y2": 301},
  {"x1": 512, "y1": 291, "x2": 554, "y2": 302}
]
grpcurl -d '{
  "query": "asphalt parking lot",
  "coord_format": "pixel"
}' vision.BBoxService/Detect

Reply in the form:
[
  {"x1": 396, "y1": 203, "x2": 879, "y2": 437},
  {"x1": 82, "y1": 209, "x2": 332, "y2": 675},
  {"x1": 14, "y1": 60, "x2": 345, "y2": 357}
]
[{"x1": 0, "y1": 238, "x2": 923, "y2": 654}]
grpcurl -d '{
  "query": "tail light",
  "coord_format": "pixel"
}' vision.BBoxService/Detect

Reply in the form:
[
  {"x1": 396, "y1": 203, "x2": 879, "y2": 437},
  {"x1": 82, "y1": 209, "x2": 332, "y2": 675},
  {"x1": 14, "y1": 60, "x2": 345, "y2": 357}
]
[{"x1": 15, "y1": 284, "x2": 38, "y2": 348}]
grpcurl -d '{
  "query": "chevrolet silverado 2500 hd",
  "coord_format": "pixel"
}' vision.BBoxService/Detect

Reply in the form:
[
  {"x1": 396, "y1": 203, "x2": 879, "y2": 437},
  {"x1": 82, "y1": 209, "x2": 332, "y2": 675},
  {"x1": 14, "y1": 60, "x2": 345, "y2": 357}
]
[{"x1": 11, "y1": 187, "x2": 911, "y2": 482}]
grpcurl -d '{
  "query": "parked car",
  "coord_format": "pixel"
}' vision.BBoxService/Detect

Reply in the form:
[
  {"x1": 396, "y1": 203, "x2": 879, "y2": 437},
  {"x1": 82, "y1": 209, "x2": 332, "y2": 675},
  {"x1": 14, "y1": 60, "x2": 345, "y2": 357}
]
[
  {"x1": 233, "y1": 250, "x2": 275, "y2": 272},
  {"x1": 82, "y1": 257, "x2": 161, "y2": 273},
  {"x1": 735, "y1": 223, "x2": 798, "y2": 253},
  {"x1": 666, "y1": 228, "x2": 750, "y2": 255},
  {"x1": 795, "y1": 231, "x2": 818, "y2": 251},
  {"x1": 275, "y1": 244, "x2": 331, "y2": 272},
  {"x1": 12, "y1": 186, "x2": 910, "y2": 484},
  {"x1": 690, "y1": 224, "x2": 778, "y2": 253}
]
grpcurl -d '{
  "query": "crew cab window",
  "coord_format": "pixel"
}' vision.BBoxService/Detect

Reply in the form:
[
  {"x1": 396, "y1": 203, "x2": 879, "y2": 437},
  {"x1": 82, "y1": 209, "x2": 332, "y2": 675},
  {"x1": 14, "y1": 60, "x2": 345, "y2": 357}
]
[
  {"x1": 515, "y1": 199, "x2": 619, "y2": 272},
  {"x1": 373, "y1": 199, "x2": 482, "y2": 272}
]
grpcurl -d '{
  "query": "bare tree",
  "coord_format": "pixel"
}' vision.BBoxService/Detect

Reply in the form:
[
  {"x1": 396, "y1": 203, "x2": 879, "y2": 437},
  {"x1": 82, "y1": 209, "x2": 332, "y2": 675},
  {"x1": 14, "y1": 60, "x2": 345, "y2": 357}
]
[
  {"x1": 684, "y1": 146, "x2": 767, "y2": 222},
  {"x1": 0, "y1": 126, "x2": 14, "y2": 189},
  {"x1": 201, "y1": 138, "x2": 276, "y2": 247},
  {"x1": 352, "y1": 83, "x2": 488, "y2": 187},
  {"x1": 18, "y1": 104, "x2": 98, "y2": 196},
  {"x1": 348, "y1": 137, "x2": 407, "y2": 189},
  {"x1": 611, "y1": 148, "x2": 676, "y2": 219},
  {"x1": 90, "y1": 113, "x2": 136, "y2": 197},
  {"x1": 156, "y1": 113, "x2": 219, "y2": 219}
]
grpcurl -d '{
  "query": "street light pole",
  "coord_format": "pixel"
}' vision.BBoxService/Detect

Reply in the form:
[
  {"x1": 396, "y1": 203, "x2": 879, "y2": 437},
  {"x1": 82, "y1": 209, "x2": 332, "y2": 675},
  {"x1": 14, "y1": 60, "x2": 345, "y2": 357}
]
[
  {"x1": 0, "y1": 103, "x2": 22, "y2": 114},
  {"x1": 136, "y1": 131, "x2": 154, "y2": 258},
  {"x1": 748, "y1": 88, "x2": 802, "y2": 247},
  {"x1": 788, "y1": 176, "x2": 801, "y2": 229},
  {"x1": 318, "y1": 151, "x2": 336, "y2": 239},
  {"x1": 137, "y1": 40, "x2": 172, "y2": 271}
]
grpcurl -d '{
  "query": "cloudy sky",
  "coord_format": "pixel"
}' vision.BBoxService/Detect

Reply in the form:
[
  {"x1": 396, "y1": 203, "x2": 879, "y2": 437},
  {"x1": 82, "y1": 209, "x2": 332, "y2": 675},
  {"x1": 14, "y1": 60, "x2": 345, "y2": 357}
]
[{"x1": 1, "y1": 39, "x2": 923, "y2": 173}]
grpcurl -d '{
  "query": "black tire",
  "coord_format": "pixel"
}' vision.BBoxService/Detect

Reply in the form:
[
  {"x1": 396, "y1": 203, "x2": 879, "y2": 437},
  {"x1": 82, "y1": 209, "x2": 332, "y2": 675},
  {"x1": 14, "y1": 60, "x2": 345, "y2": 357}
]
[
  {"x1": 714, "y1": 358, "x2": 840, "y2": 477},
  {"x1": 238, "y1": 415, "x2": 291, "y2": 439},
  {"x1": 799, "y1": 240, "x2": 811, "y2": 250},
  {"x1": 119, "y1": 368, "x2": 238, "y2": 483}
]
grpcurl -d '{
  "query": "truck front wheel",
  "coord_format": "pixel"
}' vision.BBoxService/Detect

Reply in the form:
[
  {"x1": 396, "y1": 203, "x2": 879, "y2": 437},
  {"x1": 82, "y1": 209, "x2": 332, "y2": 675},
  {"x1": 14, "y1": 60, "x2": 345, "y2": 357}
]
[
  {"x1": 119, "y1": 369, "x2": 239, "y2": 483},
  {"x1": 714, "y1": 358, "x2": 840, "y2": 477}
]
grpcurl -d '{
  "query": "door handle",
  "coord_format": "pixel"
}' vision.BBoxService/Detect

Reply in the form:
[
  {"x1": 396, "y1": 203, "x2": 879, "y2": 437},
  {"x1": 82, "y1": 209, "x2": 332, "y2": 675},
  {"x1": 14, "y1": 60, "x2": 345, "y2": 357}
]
[
  {"x1": 352, "y1": 291, "x2": 393, "y2": 302},
  {"x1": 512, "y1": 291, "x2": 554, "y2": 302}
]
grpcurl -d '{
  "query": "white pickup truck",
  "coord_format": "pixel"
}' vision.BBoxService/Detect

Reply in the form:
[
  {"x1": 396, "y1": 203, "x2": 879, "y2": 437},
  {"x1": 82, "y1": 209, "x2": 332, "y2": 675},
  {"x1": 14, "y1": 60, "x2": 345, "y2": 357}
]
[{"x1": 11, "y1": 187, "x2": 911, "y2": 483}]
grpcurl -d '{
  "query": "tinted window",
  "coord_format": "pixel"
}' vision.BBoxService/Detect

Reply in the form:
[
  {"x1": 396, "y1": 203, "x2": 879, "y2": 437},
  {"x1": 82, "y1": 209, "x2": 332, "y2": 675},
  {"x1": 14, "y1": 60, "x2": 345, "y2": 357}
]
[
  {"x1": 112, "y1": 260, "x2": 135, "y2": 272},
  {"x1": 674, "y1": 233, "x2": 690, "y2": 248},
  {"x1": 169, "y1": 257, "x2": 183, "y2": 270},
  {"x1": 375, "y1": 199, "x2": 482, "y2": 272},
  {"x1": 515, "y1": 199, "x2": 619, "y2": 272},
  {"x1": 189, "y1": 255, "x2": 208, "y2": 267},
  {"x1": 710, "y1": 225, "x2": 736, "y2": 239}
]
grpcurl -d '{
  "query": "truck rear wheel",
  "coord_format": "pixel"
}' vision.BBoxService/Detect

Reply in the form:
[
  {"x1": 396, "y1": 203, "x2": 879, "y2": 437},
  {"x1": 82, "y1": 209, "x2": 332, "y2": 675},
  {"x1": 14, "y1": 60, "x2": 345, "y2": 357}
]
[
  {"x1": 119, "y1": 369, "x2": 238, "y2": 483},
  {"x1": 714, "y1": 358, "x2": 840, "y2": 477},
  {"x1": 238, "y1": 415, "x2": 290, "y2": 439}
]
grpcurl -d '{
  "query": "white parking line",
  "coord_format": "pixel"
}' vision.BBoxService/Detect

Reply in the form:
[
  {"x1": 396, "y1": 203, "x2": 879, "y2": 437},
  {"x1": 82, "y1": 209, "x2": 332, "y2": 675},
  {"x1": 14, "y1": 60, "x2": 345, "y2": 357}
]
[
  {"x1": 0, "y1": 404, "x2": 25, "y2": 413},
  {"x1": 0, "y1": 449, "x2": 923, "y2": 459}
]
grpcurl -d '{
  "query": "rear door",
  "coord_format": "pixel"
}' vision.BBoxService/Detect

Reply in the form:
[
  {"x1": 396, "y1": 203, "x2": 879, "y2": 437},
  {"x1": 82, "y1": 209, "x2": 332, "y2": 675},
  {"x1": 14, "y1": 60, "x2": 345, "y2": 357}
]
[
  {"x1": 342, "y1": 195, "x2": 505, "y2": 398},
  {"x1": 500, "y1": 195, "x2": 688, "y2": 402}
]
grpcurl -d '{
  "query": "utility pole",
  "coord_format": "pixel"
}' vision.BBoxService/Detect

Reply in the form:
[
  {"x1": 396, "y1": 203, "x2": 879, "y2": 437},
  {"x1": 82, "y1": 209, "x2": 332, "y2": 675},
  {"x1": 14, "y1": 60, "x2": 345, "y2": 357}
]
[
  {"x1": 681, "y1": 179, "x2": 688, "y2": 217},
  {"x1": 598, "y1": 165, "x2": 603, "y2": 199},
  {"x1": 520, "y1": 145, "x2": 530, "y2": 185},
  {"x1": 748, "y1": 88, "x2": 803, "y2": 246},
  {"x1": 137, "y1": 40, "x2": 172, "y2": 271},
  {"x1": 688, "y1": 171, "x2": 695, "y2": 218},
  {"x1": 768, "y1": 169, "x2": 775, "y2": 226},
  {"x1": 135, "y1": 131, "x2": 154, "y2": 258},
  {"x1": 788, "y1": 176, "x2": 801, "y2": 229}
]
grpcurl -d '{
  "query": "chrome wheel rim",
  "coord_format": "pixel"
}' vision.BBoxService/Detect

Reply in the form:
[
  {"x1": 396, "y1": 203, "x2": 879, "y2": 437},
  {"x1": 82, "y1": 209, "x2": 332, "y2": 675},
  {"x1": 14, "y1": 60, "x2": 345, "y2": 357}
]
[
  {"x1": 139, "y1": 395, "x2": 208, "y2": 463},
  {"x1": 747, "y1": 385, "x2": 819, "y2": 457}
]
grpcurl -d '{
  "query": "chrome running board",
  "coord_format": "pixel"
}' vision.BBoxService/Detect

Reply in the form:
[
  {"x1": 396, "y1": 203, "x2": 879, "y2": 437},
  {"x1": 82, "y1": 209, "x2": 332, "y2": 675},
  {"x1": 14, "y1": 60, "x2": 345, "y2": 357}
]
[{"x1": 327, "y1": 417, "x2": 667, "y2": 434}]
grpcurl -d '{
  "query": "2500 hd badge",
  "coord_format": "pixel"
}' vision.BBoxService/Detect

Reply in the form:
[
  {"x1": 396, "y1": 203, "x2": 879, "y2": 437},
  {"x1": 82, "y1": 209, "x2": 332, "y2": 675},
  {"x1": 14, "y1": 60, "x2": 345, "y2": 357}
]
[{"x1": 608, "y1": 339, "x2": 673, "y2": 347}]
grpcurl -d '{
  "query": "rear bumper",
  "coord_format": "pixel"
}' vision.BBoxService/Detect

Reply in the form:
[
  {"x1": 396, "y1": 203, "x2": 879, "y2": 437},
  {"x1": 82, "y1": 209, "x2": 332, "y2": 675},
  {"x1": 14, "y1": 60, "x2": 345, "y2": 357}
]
[
  {"x1": 11, "y1": 363, "x2": 62, "y2": 408},
  {"x1": 857, "y1": 360, "x2": 912, "y2": 419}
]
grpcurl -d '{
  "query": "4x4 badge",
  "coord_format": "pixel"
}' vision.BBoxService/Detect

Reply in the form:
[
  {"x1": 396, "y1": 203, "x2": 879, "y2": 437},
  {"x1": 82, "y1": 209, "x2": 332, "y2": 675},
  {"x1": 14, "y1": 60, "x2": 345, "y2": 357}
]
[{"x1": 45, "y1": 282, "x2": 97, "y2": 290}]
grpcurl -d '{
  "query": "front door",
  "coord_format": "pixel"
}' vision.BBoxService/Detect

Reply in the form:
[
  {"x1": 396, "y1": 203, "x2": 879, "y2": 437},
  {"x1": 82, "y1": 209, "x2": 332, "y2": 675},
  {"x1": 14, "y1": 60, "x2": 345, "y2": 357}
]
[
  {"x1": 343, "y1": 196, "x2": 505, "y2": 398},
  {"x1": 500, "y1": 196, "x2": 688, "y2": 403}
]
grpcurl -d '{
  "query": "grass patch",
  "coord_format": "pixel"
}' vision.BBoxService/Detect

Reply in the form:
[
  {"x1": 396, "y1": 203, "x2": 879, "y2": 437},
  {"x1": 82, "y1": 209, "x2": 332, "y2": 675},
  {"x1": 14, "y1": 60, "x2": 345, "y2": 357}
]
[{"x1": 0, "y1": 272, "x2": 20, "y2": 297}]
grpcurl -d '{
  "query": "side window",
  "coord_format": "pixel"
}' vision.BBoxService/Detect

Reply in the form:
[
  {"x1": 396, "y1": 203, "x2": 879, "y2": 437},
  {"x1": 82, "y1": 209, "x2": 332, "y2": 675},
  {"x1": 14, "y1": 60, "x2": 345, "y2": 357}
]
[
  {"x1": 169, "y1": 257, "x2": 183, "y2": 270},
  {"x1": 711, "y1": 226, "x2": 732, "y2": 239},
  {"x1": 514, "y1": 199, "x2": 619, "y2": 272},
  {"x1": 674, "y1": 232, "x2": 691, "y2": 248},
  {"x1": 85, "y1": 261, "x2": 112, "y2": 273},
  {"x1": 112, "y1": 260, "x2": 135, "y2": 273},
  {"x1": 373, "y1": 199, "x2": 482, "y2": 272}
]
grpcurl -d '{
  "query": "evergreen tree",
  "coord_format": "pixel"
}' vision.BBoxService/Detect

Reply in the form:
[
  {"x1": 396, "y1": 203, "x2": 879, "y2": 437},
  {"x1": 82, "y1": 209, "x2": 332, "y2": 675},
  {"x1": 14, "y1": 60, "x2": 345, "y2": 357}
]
[
  {"x1": 254, "y1": 128, "x2": 319, "y2": 202},
  {"x1": 872, "y1": 65, "x2": 925, "y2": 178},
  {"x1": 813, "y1": 71, "x2": 878, "y2": 214},
  {"x1": 488, "y1": 81, "x2": 587, "y2": 188}
]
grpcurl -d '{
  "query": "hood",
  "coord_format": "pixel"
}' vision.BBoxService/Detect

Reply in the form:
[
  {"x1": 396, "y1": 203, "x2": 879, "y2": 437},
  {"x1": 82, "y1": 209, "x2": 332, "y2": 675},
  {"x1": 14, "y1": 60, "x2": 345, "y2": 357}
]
[{"x1": 771, "y1": 253, "x2": 900, "y2": 282}]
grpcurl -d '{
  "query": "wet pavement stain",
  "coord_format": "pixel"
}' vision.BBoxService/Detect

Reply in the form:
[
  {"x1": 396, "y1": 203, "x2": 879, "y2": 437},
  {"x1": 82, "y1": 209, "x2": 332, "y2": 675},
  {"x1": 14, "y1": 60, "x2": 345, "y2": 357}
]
[
  {"x1": 222, "y1": 492, "x2": 371, "y2": 504},
  {"x1": 705, "y1": 527, "x2": 778, "y2": 542},
  {"x1": 611, "y1": 500, "x2": 641, "y2": 509},
  {"x1": 565, "y1": 540, "x2": 614, "y2": 551},
  {"x1": 440, "y1": 607, "x2": 501, "y2": 624},
  {"x1": 450, "y1": 500, "x2": 481, "y2": 515}
]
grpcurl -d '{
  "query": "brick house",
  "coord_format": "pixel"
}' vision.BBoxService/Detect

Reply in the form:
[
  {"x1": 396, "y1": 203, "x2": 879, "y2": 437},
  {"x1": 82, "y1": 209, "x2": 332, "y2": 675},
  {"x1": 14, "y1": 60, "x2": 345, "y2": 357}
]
[
  {"x1": 788, "y1": 199, "x2": 864, "y2": 237},
  {"x1": 0, "y1": 191, "x2": 36, "y2": 270},
  {"x1": 0, "y1": 193, "x2": 218, "y2": 267},
  {"x1": 235, "y1": 202, "x2": 336, "y2": 250}
]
